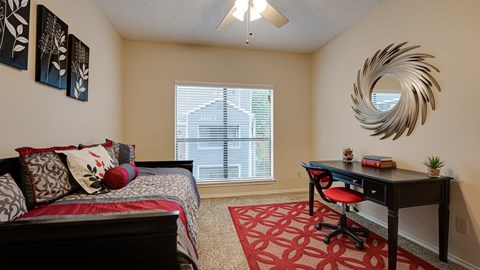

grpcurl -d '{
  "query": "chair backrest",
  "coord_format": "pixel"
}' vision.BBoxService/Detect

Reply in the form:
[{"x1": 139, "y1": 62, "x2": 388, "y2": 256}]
[
  {"x1": 300, "y1": 162, "x2": 331, "y2": 186},
  {"x1": 300, "y1": 162, "x2": 336, "y2": 203}
]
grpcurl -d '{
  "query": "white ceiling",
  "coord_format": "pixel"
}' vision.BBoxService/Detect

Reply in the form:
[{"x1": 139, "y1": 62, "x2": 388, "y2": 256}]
[{"x1": 95, "y1": 0, "x2": 384, "y2": 54}]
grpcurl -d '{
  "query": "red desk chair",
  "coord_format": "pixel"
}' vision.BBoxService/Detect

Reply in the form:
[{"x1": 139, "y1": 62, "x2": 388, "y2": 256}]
[{"x1": 301, "y1": 162, "x2": 369, "y2": 250}]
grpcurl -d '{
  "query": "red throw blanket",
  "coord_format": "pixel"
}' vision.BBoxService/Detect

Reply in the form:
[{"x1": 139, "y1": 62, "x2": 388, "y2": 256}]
[
  {"x1": 20, "y1": 199, "x2": 187, "y2": 227},
  {"x1": 19, "y1": 199, "x2": 196, "y2": 257}
]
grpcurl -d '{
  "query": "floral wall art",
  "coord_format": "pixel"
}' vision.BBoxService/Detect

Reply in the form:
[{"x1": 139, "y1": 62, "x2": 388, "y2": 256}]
[
  {"x1": 0, "y1": 0, "x2": 30, "y2": 70},
  {"x1": 35, "y1": 5, "x2": 68, "y2": 90},
  {"x1": 67, "y1": 34, "x2": 89, "y2": 101}
]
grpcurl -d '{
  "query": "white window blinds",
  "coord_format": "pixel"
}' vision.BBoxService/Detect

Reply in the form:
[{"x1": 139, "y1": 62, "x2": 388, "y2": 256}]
[
  {"x1": 175, "y1": 82, "x2": 273, "y2": 182},
  {"x1": 371, "y1": 92, "x2": 401, "y2": 111}
]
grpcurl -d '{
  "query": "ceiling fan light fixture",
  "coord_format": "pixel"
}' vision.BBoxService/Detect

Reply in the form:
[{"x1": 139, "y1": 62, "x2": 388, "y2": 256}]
[
  {"x1": 233, "y1": 0, "x2": 267, "y2": 22},
  {"x1": 253, "y1": 0, "x2": 267, "y2": 14},
  {"x1": 233, "y1": 9, "x2": 245, "y2": 21},
  {"x1": 249, "y1": 8, "x2": 262, "y2": 21},
  {"x1": 235, "y1": 0, "x2": 248, "y2": 12},
  {"x1": 233, "y1": 0, "x2": 248, "y2": 21},
  {"x1": 216, "y1": 0, "x2": 288, "y2": 34}
]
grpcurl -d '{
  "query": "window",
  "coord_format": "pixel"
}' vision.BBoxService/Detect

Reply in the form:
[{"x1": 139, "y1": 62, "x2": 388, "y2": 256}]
[
  {"x1": 198, "y1": 165, "x2": 240, "y2": 180},
  {"x1": 371, "y1": 92, "x2": 401, "y2": 111},
  {"x1": 175, "y1": 82, "x2": 273, "y2": 183},
  {"x1": 198, "y1": 125, "x2": 240, "y2": 149}
]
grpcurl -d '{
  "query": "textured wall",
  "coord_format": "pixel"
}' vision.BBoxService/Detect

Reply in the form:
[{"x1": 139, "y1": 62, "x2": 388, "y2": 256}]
[
  {"x1": 122, "y1": 41, "x2": 312, "y2": 196},
  {"x1": 0, "y1": 0, "x2": 123, "y2": 157},
  {"x1": 311, "y1": 0, "x2": 480, "y2": 267}
]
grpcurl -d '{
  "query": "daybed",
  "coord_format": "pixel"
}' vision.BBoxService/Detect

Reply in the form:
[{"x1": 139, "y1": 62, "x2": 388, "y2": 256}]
[{"x1": 0, "y1": 141, "x2": 199, "y2": 270}]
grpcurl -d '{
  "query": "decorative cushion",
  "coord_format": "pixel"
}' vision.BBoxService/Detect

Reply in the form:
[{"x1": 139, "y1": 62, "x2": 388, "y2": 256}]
[
  {"x1": 79, "y1": 139, "x2": 119, "y2": 166},
  {"x1": 57, "y1": 145, "x2": 114, "y2": 194},
  {"x1": 0, "y1": 173, "x2": 28, "y2": 222},
  {"x1": 102, "y1": 164, "x2": 139, "y2": 190},
  {"x1": 324, "y1": 187, "x2": 365, "y2": 203},
  {"x1": 16, "y1": 145, "x2": 77, "y2": 209},
  {"x1": 118, "y1": 143, "x2": 135, "y2": 164}
]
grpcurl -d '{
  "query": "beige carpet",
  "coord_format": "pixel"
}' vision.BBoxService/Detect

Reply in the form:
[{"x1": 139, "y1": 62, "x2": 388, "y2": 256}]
[{"x1": 197, "y1": 192, "x2": 466, "y2": 270}]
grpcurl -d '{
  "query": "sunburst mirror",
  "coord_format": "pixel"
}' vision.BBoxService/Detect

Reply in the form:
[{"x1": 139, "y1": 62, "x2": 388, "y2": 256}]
[{"x1": 351, "y1": 42, "x2": 441, "y2": 140}]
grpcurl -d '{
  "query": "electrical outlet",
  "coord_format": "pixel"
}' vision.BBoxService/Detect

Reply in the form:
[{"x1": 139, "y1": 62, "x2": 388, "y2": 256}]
[{"x1": 455, "y1": 217, "x2": 468, "y2": 235}]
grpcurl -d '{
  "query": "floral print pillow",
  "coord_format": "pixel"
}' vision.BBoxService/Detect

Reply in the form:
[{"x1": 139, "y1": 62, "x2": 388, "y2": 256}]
[{"x1": 57, "y1": 145, "x2": 114, "y2": 194}]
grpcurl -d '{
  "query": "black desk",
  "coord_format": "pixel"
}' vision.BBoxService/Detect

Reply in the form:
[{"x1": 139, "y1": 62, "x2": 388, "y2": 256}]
[{"x1": 309, "y1": 160, "x2": 452, "y2": 270}]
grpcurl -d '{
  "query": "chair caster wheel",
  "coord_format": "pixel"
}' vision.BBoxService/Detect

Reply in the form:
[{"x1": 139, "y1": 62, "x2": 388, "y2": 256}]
[
  {"x1": 363, "y1": 231, "x2": 369, "y2": 238},
  {"x1": 316, "y1": 224, "x2": 322, "y2": 230},
  {"x1": 323, "y1": 237, "x2": 330, "y2": 244},
  {"x1": 355, "y1": 242, "x2": 364, "y2": 250}
]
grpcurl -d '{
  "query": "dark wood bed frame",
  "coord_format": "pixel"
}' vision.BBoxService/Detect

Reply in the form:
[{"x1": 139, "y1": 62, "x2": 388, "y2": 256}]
[{"x1": 0, "y1": 157, "x2": 193, "y2": 270}]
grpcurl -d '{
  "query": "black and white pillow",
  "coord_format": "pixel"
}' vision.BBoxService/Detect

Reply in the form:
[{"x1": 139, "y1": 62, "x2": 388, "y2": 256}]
[
  {"x1": 16, "y1": 146, "x2": 76, "y2": 209},
  {"x1": 0, "y1": 173, "x2": 27, "y2": 222}
]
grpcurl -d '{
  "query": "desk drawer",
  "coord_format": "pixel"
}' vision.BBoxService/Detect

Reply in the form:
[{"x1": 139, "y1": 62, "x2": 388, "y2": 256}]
[
  {"x1": 332, "y1": 173, "x2": 363, "y2": 187},
  {"x1": 364, "y1": 180, "x2": 386, "y2": 204}
]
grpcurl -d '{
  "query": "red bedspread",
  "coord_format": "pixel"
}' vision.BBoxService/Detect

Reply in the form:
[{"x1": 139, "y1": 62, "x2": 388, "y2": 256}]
[
  {"x1": 20, "y1": 199, "x2": 187, "y2": 225},
  {"x1": 19, "y1": 199, "x2": 193, "y2": 249}
]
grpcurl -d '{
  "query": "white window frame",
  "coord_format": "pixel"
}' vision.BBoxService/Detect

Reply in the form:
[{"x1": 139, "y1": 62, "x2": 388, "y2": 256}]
[{"x1": 174, "y1": 81, "x2": 274, "y2": 183}]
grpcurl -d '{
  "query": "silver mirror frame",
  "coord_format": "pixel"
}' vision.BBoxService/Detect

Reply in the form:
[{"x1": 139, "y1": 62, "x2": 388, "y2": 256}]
[{"x1": 351, "y1": 42, "x2": 441, "y2": 140}]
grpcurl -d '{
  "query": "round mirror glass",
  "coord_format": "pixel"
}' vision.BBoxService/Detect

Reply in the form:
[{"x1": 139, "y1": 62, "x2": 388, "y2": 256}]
[{"x1": 371, "y1": 75, "x2": 402, "y2": 111}]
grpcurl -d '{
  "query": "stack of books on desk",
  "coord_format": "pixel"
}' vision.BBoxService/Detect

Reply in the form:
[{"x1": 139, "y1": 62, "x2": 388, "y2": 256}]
[{"x1": 361, "y1": 155, "x2": 393, "y2": 168}]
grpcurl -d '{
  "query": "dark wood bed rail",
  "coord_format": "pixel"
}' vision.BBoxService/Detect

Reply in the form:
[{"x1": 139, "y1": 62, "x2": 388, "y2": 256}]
[
  {"x1": 0, "y1": 211, "x2": 179, "y2": 269},
  {"x1": 0, "y1": 157, "x2": 195, "y2": 270}
]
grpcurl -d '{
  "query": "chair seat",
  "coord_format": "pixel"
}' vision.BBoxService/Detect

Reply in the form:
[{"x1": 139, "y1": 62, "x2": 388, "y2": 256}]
[{"x1": 323, "y1": 187, "x2": 364, "y2": 203}]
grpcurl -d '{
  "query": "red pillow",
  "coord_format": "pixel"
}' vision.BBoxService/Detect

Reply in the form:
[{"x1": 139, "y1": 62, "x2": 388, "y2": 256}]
[{"x1": 102, "y1": 164, "x2": 139, "y2": 190}]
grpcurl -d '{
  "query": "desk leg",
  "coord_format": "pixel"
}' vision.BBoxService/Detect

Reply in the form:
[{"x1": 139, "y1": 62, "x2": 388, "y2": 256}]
[
  {"x1": 388, "y1": 208, "x2": 399, "y2": 270},
  {"x1": 439, "y1": 180, "x2": 450, "y2": 262},
  {"x1": 439, "y1": 202, "x2": 449, "y2": 261},
  {"x1": 309, "y1": 180, "x2": 314, "y2": 216}
]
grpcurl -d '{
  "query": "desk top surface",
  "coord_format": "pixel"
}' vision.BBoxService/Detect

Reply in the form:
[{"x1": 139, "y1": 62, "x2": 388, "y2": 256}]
[{"x1": 310, "y1": 160, "x2": 452, "y2": 183}]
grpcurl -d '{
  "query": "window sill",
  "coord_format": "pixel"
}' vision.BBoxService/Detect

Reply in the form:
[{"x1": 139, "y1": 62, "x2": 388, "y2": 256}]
[{"x1": 197, "y1": 178, "x2": 276, "y2": 188}]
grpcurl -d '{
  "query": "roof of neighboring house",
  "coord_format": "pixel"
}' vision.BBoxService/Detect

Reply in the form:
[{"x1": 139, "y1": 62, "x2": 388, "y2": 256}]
[{"x1": 187, "y1": 98, "x2": 254, "y2": 118}]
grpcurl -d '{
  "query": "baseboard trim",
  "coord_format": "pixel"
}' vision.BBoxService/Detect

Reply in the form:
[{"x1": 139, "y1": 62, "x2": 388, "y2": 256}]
[
  {"x1": 200, "y1": 188, "x2": 308, "y2": 199},
  {"x1": 357, "y1": 212, "x2": 479, "y2": 270}
]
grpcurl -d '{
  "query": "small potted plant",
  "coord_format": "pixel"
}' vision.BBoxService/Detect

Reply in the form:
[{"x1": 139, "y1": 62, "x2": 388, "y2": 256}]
[
  {"x1": 423, "y1": 156, "x2": 444, "y2": 177},
  {"x1": 342, "y1": 147, "x2": 354, "y2": 162}
]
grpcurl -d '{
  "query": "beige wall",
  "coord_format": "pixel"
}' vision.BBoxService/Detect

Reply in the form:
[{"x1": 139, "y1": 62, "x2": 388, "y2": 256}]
[
  {"x1": 0, "y1": 0, "x2": 123, "y2": 157},
  {"x1": 3, "y1": 0, "x2": 478, "y2": 266},
  {"x1": 312, "y1": 0, "x2": 480, "y2": 267},
  {"x1": 123, "y1": 41, "x2": 312, "y2": 196}
]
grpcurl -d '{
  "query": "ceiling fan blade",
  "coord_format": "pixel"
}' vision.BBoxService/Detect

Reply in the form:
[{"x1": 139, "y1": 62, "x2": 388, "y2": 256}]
[
  {"x1": 261, "y1": 3, "x2": 289, "y2": 28},
  {"x1": 216, "y1": 5, "x2": 236, "y2": 31}
]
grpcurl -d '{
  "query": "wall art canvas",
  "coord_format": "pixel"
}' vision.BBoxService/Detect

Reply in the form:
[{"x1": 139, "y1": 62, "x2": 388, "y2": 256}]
[
  {"x1": 0, "y1": 0, "x2": 30, "y2": 70},
  {"x1": 67, "y1": 34, "x2": 89, "y2": 101},
  {"x1": 35, "y1": 5, "x2": 68, "y2": 89}
]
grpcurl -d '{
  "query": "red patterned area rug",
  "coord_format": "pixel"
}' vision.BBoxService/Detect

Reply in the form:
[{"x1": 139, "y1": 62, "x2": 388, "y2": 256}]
[{"x1": 229, "y1": 201, "x2": 437, "y2": 270}]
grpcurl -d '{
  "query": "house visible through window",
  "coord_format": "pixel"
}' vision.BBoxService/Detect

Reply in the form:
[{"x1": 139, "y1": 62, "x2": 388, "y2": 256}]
[
  {"x1": 175, "y1": 82, "x2": 273, "y2": 183},
  {"x1": 198, "y1": 125, "x2": 240, "y2": 149}
]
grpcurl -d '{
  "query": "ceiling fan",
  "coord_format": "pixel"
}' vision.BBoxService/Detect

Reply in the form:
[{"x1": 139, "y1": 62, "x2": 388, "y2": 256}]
[{"x1": 216, "y1": 0, "x2": 289, "y2": 43}]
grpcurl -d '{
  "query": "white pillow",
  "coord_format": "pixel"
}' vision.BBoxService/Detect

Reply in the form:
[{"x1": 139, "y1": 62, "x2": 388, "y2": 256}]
[{"x1": 57, "y1": 145, "x2": 114, "y2": 194}]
